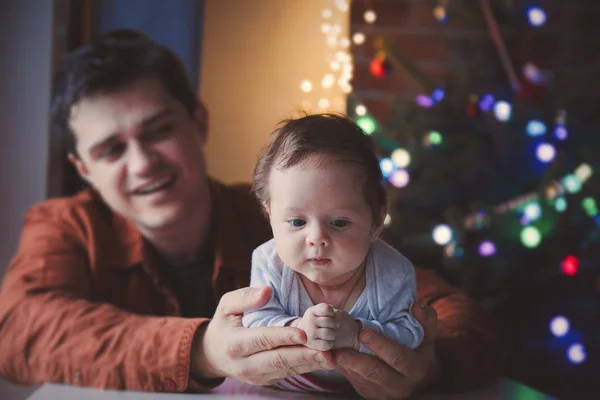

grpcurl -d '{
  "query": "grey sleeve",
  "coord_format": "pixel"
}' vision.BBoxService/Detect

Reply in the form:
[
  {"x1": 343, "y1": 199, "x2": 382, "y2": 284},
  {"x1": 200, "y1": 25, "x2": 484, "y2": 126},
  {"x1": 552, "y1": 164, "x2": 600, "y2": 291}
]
[
  {"x1": 356, "y1": 244, "x2": 425, "y2": 354},
  {"x1": 241, "y1": 247, "x2": 298, "y2": 328}
]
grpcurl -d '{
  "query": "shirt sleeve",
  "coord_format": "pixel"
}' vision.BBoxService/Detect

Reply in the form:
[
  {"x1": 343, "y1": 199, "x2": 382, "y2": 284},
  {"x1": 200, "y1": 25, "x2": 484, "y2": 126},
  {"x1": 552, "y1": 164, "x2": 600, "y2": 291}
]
[
  {"x1": 0, "y1": 205, "x2": 213, "y2": 392},
  {"x1": 415, "y1": 267, "x2": 507, "y2": 392},
  {"x1": 355, "y1": 243, "x2": 424, "y2": 354},
  {"x1": 241, "y1": 245, "x2": 298, "y2": 328}
]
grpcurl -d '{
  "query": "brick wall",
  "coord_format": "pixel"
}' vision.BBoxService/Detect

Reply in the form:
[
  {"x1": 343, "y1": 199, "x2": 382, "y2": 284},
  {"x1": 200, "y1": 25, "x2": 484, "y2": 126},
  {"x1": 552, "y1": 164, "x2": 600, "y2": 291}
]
[
  {"x1": 349, "y1": 0, "x2": 600, "y2": 122},
  {"x1": 350, "y1": 0, "x2": 456, "y2": 119}
]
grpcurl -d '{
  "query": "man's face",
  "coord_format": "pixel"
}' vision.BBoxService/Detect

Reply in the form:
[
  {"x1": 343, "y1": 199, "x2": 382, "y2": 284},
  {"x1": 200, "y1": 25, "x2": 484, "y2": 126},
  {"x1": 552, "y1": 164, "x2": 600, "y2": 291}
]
[{"x1": 69, "y1": 77, "x2": 209, "y2": 230}]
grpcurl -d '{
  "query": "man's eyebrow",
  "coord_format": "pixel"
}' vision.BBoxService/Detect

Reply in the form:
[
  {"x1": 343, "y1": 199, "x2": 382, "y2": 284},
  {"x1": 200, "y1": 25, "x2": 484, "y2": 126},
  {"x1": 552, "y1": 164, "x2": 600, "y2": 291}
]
[
  {"x1": 88, "y1": 108, "x2": 174, "y2": 155},
  {"x1": 141, "y1": 107, "x2": 174, "y2": 128},
  {"x1": 89, "y1": 134, "x2": 119, "y2": 155}
]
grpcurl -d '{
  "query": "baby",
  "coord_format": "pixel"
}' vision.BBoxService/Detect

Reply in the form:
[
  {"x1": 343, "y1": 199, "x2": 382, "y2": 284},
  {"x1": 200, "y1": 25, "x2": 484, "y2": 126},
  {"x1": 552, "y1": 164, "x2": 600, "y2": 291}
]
[{"x1": 242, "y1": 113, "x2": 424, "y2": 393}]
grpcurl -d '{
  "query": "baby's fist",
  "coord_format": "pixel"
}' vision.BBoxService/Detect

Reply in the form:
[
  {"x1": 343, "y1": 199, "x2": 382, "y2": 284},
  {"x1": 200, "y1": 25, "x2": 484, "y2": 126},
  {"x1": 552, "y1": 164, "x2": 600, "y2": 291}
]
[{"x1": 297, "y1": 303, "x2": 338, "y2": 351}]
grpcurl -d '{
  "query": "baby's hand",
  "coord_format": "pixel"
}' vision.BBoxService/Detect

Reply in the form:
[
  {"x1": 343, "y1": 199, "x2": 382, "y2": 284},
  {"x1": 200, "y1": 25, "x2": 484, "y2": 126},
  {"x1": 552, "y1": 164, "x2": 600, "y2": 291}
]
[
  {"x1": 296, "y1": 303, "x2": 337, "y2": 351},
  {"x1": 333, "y1": 309, "x2": 361, "y2": 350}
]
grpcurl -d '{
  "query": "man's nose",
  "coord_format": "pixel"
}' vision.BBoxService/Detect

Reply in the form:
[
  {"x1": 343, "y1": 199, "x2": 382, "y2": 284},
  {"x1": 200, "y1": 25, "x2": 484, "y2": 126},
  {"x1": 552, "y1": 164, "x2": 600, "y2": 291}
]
[{"x1": 128, "y1": 142, "x2": 158, "y2": 176}]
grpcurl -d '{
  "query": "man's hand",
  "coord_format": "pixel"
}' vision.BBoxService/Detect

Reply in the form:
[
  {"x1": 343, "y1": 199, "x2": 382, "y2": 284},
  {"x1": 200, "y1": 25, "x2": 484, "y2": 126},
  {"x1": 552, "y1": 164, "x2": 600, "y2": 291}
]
[
  {"x1": 334, "y1": 303, "x2": 440, "y2": 400},
  {"x1": 191, "y1": 287, "x2": 335, "y2": 386},
  {"x1": 294, "y1": 303, "x2": 337, "y2": 351}
]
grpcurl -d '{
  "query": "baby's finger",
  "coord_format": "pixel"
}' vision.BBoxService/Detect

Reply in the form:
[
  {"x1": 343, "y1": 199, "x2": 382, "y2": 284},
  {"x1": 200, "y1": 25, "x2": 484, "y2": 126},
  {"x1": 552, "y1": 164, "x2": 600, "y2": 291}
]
[
  {"x1": 314, "y1": 316, "x2": 338, "y2": 329},
  {"x1": 311, "y1": 303, "x2": 335, "y2": 317},
  {"x1": 314, "y1": 327, "x2": 336, "y2": 341}
]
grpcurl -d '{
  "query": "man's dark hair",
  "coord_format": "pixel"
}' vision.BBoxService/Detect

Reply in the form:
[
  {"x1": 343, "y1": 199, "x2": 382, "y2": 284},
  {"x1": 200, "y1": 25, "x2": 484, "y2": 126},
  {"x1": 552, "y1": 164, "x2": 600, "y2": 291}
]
[{"x1": 51, "y1": 29, "x2": 197, "y2": 156}]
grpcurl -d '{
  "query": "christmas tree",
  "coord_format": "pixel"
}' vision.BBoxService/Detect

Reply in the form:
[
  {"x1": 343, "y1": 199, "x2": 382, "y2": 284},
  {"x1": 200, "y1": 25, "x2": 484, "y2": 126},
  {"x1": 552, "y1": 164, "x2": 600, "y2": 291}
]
[{"x1": 342, "y1": 0, "x2": 599, "y2": 397}]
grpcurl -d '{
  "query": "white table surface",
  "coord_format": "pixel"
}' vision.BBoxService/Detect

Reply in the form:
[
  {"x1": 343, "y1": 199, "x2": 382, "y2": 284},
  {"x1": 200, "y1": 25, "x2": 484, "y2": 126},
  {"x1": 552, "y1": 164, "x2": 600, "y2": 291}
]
[{"x1": 0, "y1": 377, "x2": 556, "y2": 400}]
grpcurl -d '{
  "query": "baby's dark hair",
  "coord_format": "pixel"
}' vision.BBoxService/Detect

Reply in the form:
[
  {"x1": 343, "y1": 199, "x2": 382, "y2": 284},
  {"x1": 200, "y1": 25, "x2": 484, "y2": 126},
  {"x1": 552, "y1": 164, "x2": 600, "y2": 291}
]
[{"x1": 253, "y1": 113, "x2": 387, "y2": 223}]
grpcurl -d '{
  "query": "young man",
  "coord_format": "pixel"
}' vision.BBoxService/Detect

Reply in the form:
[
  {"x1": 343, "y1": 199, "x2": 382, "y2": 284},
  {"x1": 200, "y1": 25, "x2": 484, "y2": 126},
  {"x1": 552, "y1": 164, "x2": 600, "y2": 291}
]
[{"x1": 0, "y1": 30, "x2": 504, "y2": 397}]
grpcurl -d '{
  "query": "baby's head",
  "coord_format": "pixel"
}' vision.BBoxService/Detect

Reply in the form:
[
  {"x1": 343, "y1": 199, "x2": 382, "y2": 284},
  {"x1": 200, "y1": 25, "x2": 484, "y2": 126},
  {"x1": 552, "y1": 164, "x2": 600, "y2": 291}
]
[{"x1": 253, "y1": 113, "x2": 387, "y2": 286}]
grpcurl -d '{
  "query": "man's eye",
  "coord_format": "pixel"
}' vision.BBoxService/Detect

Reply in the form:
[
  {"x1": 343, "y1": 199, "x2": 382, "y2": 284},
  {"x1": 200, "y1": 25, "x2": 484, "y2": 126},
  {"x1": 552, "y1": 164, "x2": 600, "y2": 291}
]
[
  {"x1": 289, "y1": 219, "x2": 306, "y2": 227},
  {"x1": 331, "y1": 219, "x2": 349, "y2": 228},
  {"x1": 150, "y1": 124, "x2": 174, "y2": 139},
  {"x1": 99, "y1": 144, "x2": 124, "y2": 159}
]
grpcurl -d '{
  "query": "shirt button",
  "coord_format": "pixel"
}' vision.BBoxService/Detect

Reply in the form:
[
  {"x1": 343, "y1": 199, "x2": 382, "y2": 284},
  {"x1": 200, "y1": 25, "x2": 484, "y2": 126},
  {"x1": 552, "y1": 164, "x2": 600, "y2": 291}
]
[{"x1": 163, "y1": 378, "x2": 176, "y2": 391}]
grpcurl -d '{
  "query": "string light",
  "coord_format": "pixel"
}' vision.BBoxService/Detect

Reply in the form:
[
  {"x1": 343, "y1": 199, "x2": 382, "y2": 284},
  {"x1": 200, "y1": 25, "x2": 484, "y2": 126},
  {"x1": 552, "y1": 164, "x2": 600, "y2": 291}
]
[
  {"x1": 562, "y1": 175, "x2": 582, "y2": 194},
  {"x1": 389, "y1": 169, "x2": 410, "y2": 188},
  {"x1": 526, "y1": 120, "x2": 547, "y2": 137},
  {"x1": 567, "y1": 343, "x2": 586, "y2": 364},
  {"x1": 300, "y1": 80, "x2": 313, "y2": 93},
  {"x1": 383, "y1": 213, "x2": 392, "y2": 227},
  {"x1": 363, "y1": 10, "x2": 377, "y2": 24},
  {"x1": 391, "y1": 148, "x2": 411, "y2": 168},
  {"x1": 321, "y1": 8, "x2": 332, "y2": 19},
  {"x1": 549, "y1": 316, "x2": 570, "y2": 337},
  {"x1": 321, "y1": 74, "x2": 335, "y2": 89},
  {"x1": 424, "y1": 130, "x2": 443, "y2": 147},
  {"x1": 554, "y1": 125, "x2": 568, "y2": 140},
  {"x1": 478, "y1": 241, "x2": 496, "y2": 257},
  {"x1": 479, "y1": 94, "x2": 495, "y2": 112},
  {"x1": 582, "y1": 197, "x2": 598, "y2": 217},
  {"x1": 554, "y1": 197, "x2": 567, "y2": 212},
  {"x1": 352, "y1": 32, "x2": 365, "y2": 45},
  {"x1": 527, "y1": 6, "x2": 547, "y2": 27},
  {"x1": 318, "y1": 98, "x2": 330, "y2": 109},
  {"x1": 356, "y1": 115, "x2": 377, "y2": 135},
  {"x1": 355, "y1": 104, "x2": 367, "y2": 116},
  {"x1": 493, "y1": 101, "x2": 512, "y2": 122},
  {"x1": 574, "y1": 163, "x2": 593, "y2": 182},
  {"x1": 433, "y1": 5, "x2": 448, "y2": 23},
  {"x1": 536, "y1": 143, "x2": 556, "y2": 163},
  {"x1": 432, "y1": 224, "x2": 453, "y2": 245},
  {"x1": 379, "y1": 158, "x2": 394, "y2": 178},
  {"x1": 520, "y1": 226, "x2": 541, "y2": 248},
  {"x1": 416, "y1": 94, "x2": 434, "y2": 108},
  {"x1": 523, "y1": 202, "x2": 542, "y2": 221},
  {"x1": 561, "y1": 255, "x2": 580, "y2": 276}
]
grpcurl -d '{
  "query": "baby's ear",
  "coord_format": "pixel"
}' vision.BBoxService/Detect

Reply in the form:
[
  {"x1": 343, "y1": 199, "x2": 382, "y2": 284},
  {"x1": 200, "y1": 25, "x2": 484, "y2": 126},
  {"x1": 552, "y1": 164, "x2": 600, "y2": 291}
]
[
  {"x1": 261, "y1": 201, "x2": 271, "y2": 218},
  {"x1": 371, "y1": 208, "x2": 388, "y2": 241}
]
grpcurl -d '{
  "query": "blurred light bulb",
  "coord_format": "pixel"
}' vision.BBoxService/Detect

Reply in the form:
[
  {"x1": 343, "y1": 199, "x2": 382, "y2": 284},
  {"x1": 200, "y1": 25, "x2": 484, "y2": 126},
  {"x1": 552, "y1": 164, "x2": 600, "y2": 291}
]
[
  {"x1": 352, "y1": 32, "x2": 366, "y2": 45},
  {"x1": 300, "y1": 80, "x2": 312, "y2": 93},
  {"x1": 432, "y1": 224, "x2": 453, "y2": 245},
  {"x1": 318, "y1": 98, "x2": 330, "y2": 109},
  {"x1": 321, "y1": 8, "x2": 332, "y2": 19},
  {"x1": 536, "y1": 143, "x2": 556, "y2": 163},
  {"x1": 567, "y1": 343, "x2": 586, "y2": 364},
  {"x1": 493, "y1": 101, "x2": 512, "y2": 122},
  {"x1": 527, "y1": 7, "x2": 547, "y2": 27},
  {"x1": 550, "y1": 316, "x2": 570, "y2": 337},
  {"x1": 364, "y1": 10, "x2": 377, "y2": 24},
  {"x1": 391, "y1": 148, "x2": 411, "y2": 168},
  {"x1": 355, "y1": 104, "x2": 367, "y2": 116},
  {"x1": 389, "y1": 169, "x2": 410, "y2": 188}
]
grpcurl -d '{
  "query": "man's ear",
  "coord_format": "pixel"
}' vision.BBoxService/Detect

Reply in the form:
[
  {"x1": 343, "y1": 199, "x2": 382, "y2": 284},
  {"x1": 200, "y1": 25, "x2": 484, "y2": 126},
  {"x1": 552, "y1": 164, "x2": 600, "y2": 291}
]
[
  {"x1": 195, "y1": 100, "x2": 209, "y2": 144},
  {"x1": 68, "y1": 153, "x2": 91, "y2": 184}
]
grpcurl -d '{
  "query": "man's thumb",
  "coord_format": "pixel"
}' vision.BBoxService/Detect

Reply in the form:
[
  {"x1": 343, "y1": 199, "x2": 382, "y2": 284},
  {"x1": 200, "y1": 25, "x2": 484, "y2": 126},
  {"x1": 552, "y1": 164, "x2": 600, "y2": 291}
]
[{"x1": 216, "y1": 286, "x2": 272, "y2": 317}]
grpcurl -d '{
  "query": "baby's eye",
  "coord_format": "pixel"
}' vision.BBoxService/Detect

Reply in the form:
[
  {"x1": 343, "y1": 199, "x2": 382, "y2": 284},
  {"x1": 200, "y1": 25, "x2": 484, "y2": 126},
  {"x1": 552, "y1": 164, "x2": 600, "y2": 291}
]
[
  {"x1": 331, "y1": 219, "x2": 349, "y2": 228},
  {"x1": 289, "y1": 219, "x2": 306, "y2": 227}
]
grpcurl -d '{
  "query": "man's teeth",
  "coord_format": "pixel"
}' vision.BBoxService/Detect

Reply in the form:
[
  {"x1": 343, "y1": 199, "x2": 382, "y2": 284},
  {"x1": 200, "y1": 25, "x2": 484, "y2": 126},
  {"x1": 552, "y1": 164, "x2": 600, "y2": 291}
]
[{"x1": 136, "y1": 177, "x2": 172, "y2": 194}]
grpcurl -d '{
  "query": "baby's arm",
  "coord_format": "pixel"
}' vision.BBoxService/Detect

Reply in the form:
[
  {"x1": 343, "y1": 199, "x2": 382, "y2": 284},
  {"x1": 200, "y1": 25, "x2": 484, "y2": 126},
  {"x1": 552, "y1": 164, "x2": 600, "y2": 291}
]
[
  {"x1": 241, "y1": 247, "x2": 298, "y2": 328},
  {"x1": 355, "y1": 244, "x2": 425, "y2": 354}
]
